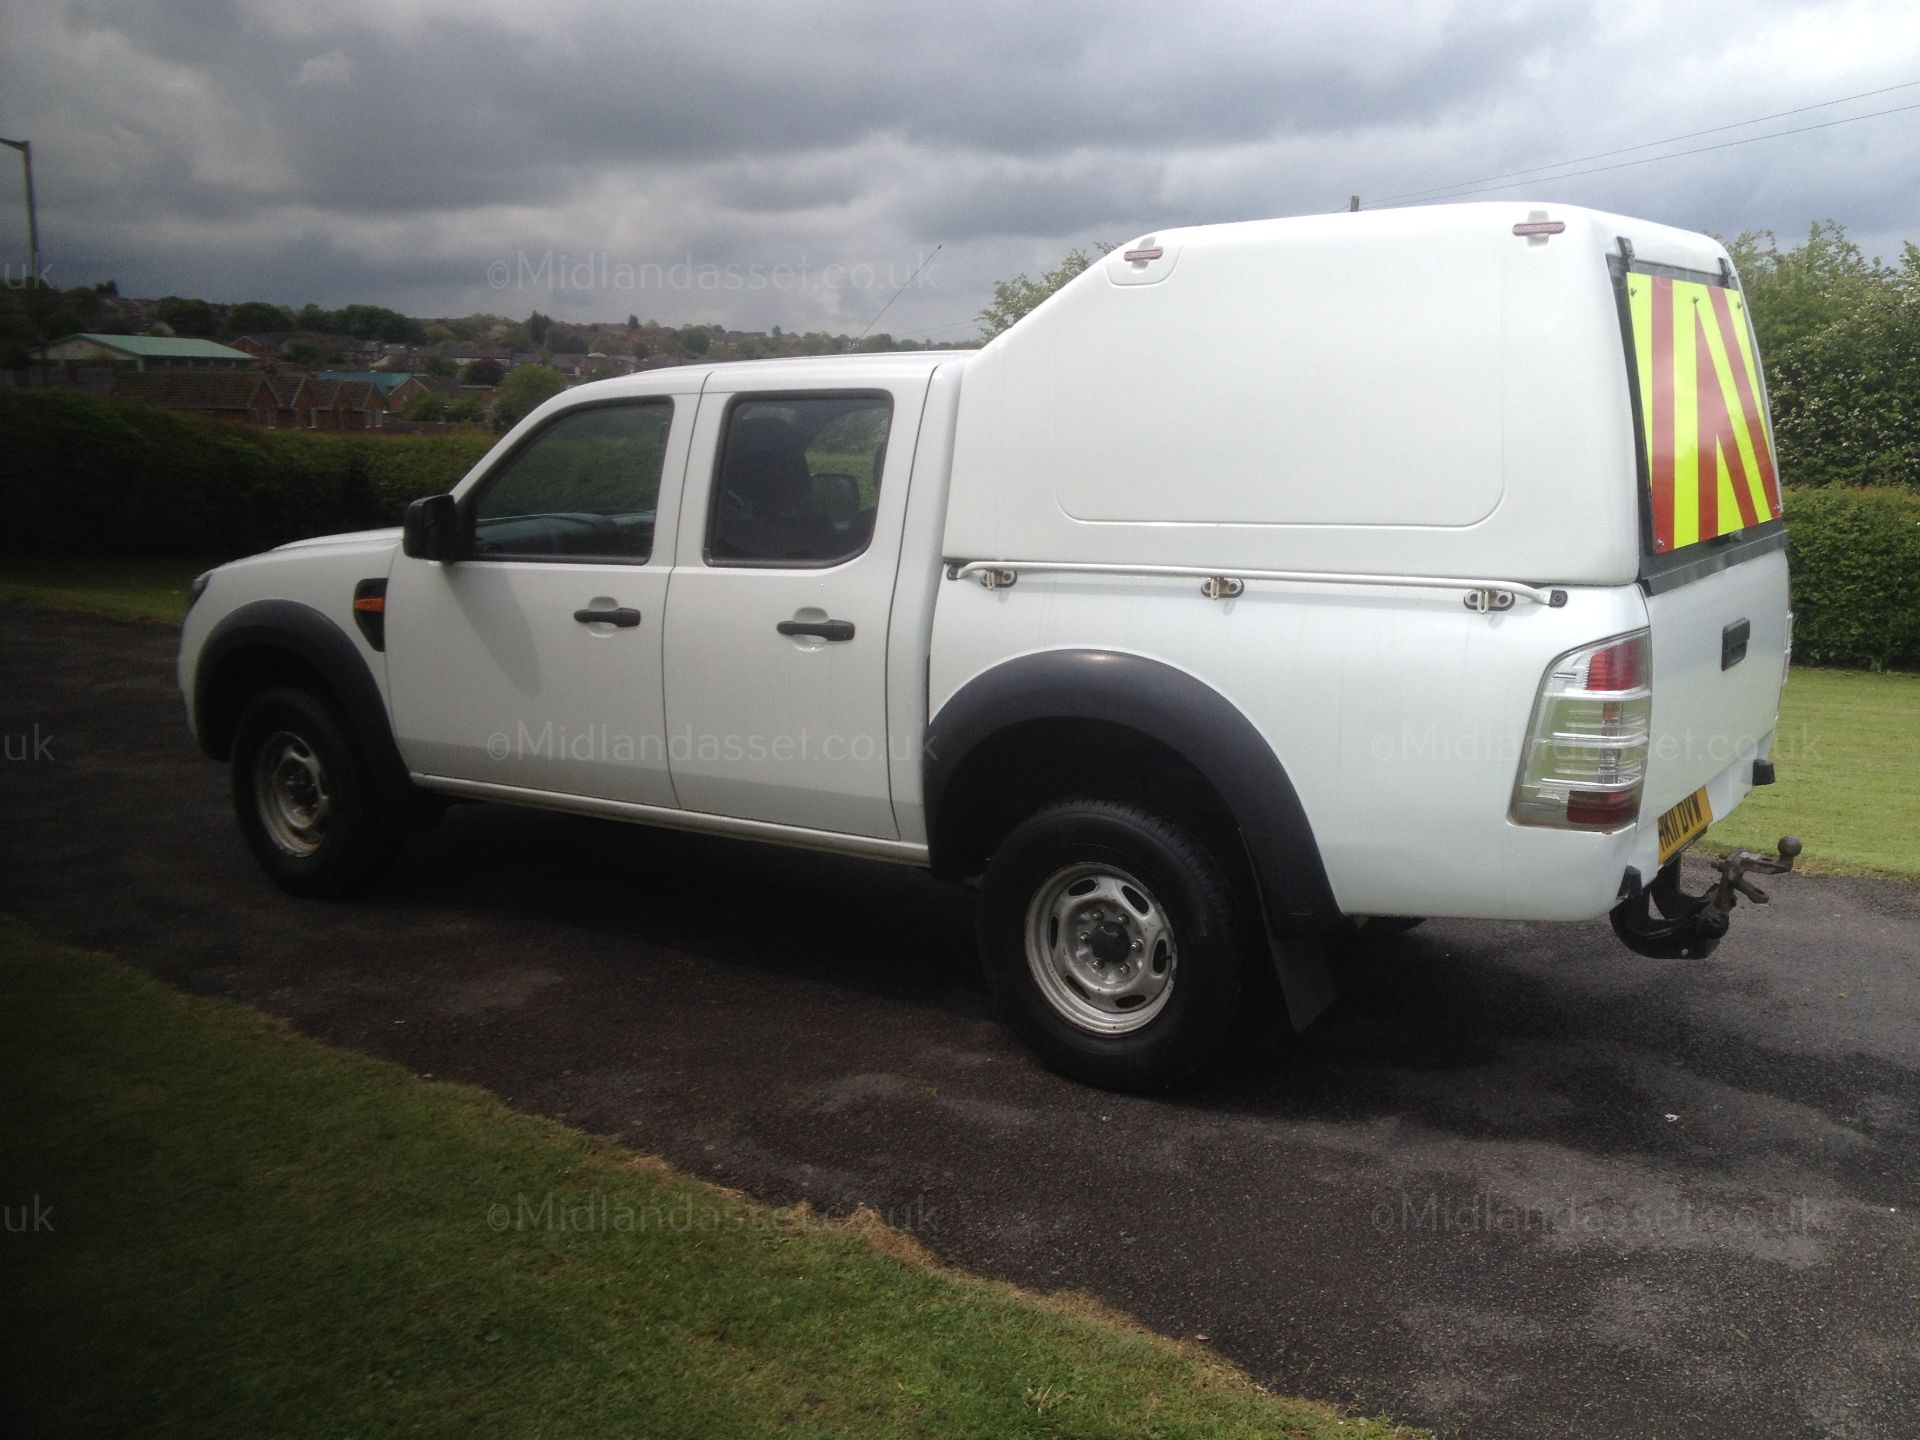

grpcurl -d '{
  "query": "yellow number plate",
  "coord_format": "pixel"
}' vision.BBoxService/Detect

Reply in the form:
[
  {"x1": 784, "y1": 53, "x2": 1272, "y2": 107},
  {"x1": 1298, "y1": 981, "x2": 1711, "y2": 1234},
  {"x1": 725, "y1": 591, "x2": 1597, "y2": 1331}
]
[{"x1": 1657, "y1": 786, "x2": 1714, "y2": 864}]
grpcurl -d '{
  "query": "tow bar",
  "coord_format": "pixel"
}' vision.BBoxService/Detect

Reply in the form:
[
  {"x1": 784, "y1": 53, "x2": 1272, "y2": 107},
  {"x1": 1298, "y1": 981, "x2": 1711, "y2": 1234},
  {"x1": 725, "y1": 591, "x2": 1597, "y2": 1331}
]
[{"x1": 1610, "y1": 835, "x2": 1803, "y2": 960}]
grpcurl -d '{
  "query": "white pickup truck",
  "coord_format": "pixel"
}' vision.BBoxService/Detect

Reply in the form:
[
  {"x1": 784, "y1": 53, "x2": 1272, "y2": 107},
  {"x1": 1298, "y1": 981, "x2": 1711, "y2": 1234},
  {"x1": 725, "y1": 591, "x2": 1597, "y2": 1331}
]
[{"x1": 180, "y1": 202, "x2": 1800, "y2": 1089}]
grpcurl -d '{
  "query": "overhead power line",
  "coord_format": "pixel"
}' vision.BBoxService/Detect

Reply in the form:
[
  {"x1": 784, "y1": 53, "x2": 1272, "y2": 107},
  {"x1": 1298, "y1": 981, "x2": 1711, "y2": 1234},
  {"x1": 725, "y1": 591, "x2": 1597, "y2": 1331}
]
[
  {"x1": 917, "y1": 316, "x2": 984, "y2": 339},
  {"x1": 855, "y1": 244, "x2": 942, "y2": 342},
  {"x1": 1364, "y1": 77, "x2": 1920, "y2": 207}
]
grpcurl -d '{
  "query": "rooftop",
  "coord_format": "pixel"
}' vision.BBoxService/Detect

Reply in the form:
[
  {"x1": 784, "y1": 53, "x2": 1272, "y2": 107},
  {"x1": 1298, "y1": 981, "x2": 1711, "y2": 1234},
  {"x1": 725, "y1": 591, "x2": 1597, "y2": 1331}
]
[
  {"x1": 316, "y1": 370, "x2": 415, "y2": 395},
  {"x1": 62, "y1": 333, "x2": 257, "y2": 362},
  {"x1": 109, "y1": 370, "x2": 266, "y2": 409}
]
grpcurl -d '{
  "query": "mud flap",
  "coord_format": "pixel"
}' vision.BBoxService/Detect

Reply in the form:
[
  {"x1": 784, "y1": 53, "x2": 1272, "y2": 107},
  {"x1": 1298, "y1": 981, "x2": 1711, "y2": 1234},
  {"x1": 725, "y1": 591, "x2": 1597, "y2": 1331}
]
[{"x1": 1272, "y1": 933, "x2": 1337, "y2": 1030}]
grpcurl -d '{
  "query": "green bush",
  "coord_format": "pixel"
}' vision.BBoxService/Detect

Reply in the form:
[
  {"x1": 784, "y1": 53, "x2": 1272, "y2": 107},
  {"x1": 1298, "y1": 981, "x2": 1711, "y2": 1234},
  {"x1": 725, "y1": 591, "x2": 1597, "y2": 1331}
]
[
  {"x1": 0, "y1": 389, "x2": 494, "y2": 560},
  {"x1": 1729, "y1": 223, "x2": 1920, "y2": 491},
  {"x1": 1783, "y1": 486, "x2": 1920, "y2": 669}
]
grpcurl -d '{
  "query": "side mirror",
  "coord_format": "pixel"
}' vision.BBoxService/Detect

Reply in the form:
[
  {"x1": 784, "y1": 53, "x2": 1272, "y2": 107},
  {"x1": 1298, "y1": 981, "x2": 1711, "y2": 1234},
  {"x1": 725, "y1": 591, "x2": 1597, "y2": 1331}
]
[{"x1": 402, "y1": 494, "x2": 461, "y2": 562}]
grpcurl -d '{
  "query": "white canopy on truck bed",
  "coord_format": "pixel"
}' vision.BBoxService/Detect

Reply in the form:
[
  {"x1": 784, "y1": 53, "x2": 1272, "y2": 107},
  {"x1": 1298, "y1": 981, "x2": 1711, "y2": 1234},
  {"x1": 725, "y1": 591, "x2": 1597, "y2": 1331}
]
[{"x1": 942, "y1": 202, "x2": 1739, "y2": 587}]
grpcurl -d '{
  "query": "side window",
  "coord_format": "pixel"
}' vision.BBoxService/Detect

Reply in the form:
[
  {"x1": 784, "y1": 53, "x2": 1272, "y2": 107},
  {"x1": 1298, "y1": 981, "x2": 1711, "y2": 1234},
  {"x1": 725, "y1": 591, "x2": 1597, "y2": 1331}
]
[
  {"x1": 708, "y1": 393, "x2": 892, "y2": 566},
  {"x1": 468, "y1": 400, "x2": 671, "y2": 562}
]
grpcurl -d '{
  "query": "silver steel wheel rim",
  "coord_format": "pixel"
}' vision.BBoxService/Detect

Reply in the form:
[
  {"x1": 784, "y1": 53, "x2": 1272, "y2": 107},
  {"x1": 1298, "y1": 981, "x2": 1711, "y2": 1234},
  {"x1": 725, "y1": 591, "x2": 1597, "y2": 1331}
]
[
  {"x1": 1023, "y1": 862, "x2": 1177, "y2": 1035},
  {"x1": 255, "y1": 730, "x2": 332, "y2": 858}
]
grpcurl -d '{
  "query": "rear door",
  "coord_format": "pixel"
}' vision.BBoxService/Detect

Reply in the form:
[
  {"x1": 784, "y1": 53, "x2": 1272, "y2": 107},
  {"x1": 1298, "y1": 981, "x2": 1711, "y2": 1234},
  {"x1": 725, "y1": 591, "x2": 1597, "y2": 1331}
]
[
  {"x1": 1618, "y1": 253, "x2": 1791, "y2": 851},
  {"x1": 661, "y1": 376, "x2": 928, "y2": 837}
]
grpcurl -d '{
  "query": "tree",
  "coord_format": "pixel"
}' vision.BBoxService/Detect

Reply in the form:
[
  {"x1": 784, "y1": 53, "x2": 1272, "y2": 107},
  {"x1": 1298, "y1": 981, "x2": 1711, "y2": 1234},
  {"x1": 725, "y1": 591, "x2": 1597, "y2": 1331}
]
[
  {"x1": 978, "y1": 245, "x2": 1113, "y2": 340},
  {"x1": 447, "y1": 395, "x2": 486, "y2": 424},
  {"x1": 461, "y1": 357, "x2": 505, "y2": 386},
  {"x1": 225, "y1": 300, "x2": 294, "y2": 336},
  {"x1": 424, "y1": 355, "x2": 458, "y2": 378},
  {"x1": 402, "y1": 393, "x2": 448, "y2": 422},
  {"x1": 333, "y1": 303, "x2": 425, "y2": 343},
  {"x1": 679, "y1": 324, "x2": 710, "y2": 355},
  {"x1": 154, "y1": 295, "x2": 219, "y2": 338},
  {"x1": 492, "y1": 363, "x2": 567, "y2": 430},
  {"x1": 626, "y1": 313, "x2": 640, "y2": 331},
  {"x1": 528, "y1": 310, "x2": 551, "y2": 345},
  {"x1": 1727, "y1": 220, "x2": 1889, "y2": 356},
  {"x1": 1723, "y1": 220, "x2": 1920, "y2": 488}
]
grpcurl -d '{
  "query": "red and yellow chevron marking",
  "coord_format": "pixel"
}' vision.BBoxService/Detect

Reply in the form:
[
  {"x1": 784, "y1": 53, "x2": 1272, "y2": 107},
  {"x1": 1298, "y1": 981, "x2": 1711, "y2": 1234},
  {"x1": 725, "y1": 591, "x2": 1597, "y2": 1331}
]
[{"x1": 1627, "y1": 274, "x2": 1783, "y2": 552}]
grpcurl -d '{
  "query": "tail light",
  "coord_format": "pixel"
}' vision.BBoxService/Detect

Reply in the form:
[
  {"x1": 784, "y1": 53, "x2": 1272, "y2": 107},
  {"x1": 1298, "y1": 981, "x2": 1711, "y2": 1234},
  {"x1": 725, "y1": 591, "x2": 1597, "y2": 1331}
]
[{"x1": 1511, "y1": 630, "x2": 1652, "y2": 832}]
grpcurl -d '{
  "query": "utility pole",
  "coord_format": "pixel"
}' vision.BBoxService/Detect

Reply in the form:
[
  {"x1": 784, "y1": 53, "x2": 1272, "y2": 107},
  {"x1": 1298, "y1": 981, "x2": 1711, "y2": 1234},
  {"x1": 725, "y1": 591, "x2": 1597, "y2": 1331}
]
[{"x1": 0, "y1": 137, "x2": 40, "y2": 290}]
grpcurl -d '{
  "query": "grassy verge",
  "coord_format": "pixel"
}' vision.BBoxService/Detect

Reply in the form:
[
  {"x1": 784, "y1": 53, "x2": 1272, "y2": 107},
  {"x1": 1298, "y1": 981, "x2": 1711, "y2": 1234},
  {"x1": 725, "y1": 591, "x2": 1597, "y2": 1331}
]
[
  {"x1": 0, "y1": 555, "x2": 213, "y2": 625},
  {"x1": 0, "y1": 919, "x2": 1417, "y2": 1439},
  {"x1": 1706, "y1": 666, "x2": 1920, "y2": 881}
]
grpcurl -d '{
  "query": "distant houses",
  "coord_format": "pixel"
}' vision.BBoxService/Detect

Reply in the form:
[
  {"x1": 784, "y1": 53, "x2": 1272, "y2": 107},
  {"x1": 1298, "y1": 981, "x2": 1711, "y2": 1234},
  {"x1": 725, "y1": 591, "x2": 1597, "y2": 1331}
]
[
  {"x1": 101, "y1": 370, "x2": 384, "y2": 429},
  {"x1": 107, "y1": 371, "x2": 278, "y2": 424},
  {"x1": 230, "y1": 332, "x2": 334, "y2": 361},
  {"x1": 307, "y1": 377, "x2": 388, "y2": 430},
  {"x1": 16, "y1": 327, "x2": 640, "y2": 431}
]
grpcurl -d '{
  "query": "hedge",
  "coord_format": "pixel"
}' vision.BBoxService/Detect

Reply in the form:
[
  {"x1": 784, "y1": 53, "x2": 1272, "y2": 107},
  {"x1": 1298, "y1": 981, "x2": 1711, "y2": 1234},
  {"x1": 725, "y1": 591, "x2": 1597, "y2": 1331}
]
[
  {"x1": 0, "y1": 389, "x2": 493, "y2": 558},
  {"x1": 1781, "y1": 486, "x2": 1920, "y2": 670},
  {"x1": 2, "y1": 391, "x2": 1916, "y2": 669}
]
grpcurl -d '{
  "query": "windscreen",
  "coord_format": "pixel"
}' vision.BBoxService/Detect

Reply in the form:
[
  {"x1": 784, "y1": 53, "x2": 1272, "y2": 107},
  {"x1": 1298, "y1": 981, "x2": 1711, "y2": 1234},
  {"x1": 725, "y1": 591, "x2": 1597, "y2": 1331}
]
[{"x1": 1624, "y1": 269, "x2": 1784, "y2": 555}]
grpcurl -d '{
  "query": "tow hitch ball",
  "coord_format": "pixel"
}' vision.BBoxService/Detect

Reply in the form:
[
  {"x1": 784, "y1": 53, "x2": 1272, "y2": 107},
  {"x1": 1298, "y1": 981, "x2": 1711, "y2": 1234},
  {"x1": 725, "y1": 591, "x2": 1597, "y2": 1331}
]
[{"x1": 1610, "y1": 836, "x2": 1803, "y2": 960}]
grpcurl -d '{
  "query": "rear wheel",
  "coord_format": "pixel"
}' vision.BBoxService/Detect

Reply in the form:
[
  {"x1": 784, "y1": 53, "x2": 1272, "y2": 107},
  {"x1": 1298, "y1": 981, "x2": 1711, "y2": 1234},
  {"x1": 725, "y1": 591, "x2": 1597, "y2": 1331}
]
[
  {"x1": 230, "y1": 686, "x2": 396, "y2": 898},
  {"x1": 980, "y1": 799, "x2": 1250, "y2": 1090}
]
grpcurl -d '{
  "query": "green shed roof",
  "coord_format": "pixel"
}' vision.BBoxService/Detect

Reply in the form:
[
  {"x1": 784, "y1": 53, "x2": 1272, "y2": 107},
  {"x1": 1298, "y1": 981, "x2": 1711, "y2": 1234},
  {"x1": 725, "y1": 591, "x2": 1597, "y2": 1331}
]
[
  {"x1": 316, "y1": 370, "x2": 415, "y2": 395},
  {"x1": 62, "y1": 333, "x2": 256, "y2": 361}
]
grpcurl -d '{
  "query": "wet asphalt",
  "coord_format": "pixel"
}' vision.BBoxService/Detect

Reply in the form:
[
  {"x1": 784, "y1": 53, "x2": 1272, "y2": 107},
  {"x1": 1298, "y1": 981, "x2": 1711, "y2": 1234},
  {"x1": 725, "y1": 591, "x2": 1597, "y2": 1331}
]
[{"x1": 1, "y1": 604, "x2": 1915, "y2": 1438}]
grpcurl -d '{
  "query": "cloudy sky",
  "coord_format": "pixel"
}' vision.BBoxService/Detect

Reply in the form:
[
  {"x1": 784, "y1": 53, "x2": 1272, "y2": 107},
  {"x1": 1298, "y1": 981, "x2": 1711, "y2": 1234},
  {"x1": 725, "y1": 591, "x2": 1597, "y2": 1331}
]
[{"x1": 4, "y1": 0, "x2": 1919, "y2": 341}]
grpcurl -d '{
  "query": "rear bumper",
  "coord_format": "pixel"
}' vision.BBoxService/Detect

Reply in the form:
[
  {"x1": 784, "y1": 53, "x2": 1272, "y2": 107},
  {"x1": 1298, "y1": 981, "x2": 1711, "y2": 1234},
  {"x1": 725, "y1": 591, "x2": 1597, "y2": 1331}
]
[
  {"x1": 1620, "y1": 723, "x2": 1773, "y2": 887},
  {"x1": 1341, "y1": 725, "x2": 1775, "y2": 926}
]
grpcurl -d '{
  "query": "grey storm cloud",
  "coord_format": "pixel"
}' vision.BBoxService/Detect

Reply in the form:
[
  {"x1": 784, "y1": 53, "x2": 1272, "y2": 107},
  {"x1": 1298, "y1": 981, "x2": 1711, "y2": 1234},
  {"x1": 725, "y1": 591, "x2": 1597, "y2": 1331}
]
[{"x1": 3, "y1": 0, "x2": 1919, "y2": 338}]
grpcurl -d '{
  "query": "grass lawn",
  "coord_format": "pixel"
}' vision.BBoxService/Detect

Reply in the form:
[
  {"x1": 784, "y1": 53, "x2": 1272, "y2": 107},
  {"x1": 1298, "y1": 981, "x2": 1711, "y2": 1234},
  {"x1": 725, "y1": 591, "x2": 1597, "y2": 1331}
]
[
  {"x1": 1706, "y1": 666, "x2": 1920, "y2": 881},
  {"x1": 0, "y1": 918, "x2": 1418, "y2": 1440},
  {"x1": 0, "y1": 555, "x2": 214, "y2": 625}
]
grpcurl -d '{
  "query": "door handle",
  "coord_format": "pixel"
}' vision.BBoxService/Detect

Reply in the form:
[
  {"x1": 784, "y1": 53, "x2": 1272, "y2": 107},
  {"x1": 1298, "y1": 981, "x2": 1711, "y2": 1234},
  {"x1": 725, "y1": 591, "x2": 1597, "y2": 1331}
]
[
  {"x1": 574, "y1": 606, "x2": 641, "y2": 628},
  {"x1": 776, "y1": 618, "x2": 855, "y2": 642},
  {"x1": 1722, "y1": 618, "x2": 1750, "y2": 669}
]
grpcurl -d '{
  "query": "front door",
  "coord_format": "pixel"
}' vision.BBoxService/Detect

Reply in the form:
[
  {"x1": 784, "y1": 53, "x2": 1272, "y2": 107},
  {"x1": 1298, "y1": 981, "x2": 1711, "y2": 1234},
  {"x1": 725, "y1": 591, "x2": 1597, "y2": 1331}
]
[
  {"x1": 662, "y1": 381, "x2": 925, "y2": 837},
  {"x1": 386, "y1": 394, "x2": 689, "y2": 809}
]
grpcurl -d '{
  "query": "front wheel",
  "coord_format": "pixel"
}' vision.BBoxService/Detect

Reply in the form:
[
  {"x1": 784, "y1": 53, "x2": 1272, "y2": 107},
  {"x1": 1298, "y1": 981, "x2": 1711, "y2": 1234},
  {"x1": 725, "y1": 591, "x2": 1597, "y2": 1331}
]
[
  {"x1": 230, "y1": 686, "x2": 397, "y2": 898},
  {"x1": 979, "y1": 799, "x2": 1251, "y2": 1091}
]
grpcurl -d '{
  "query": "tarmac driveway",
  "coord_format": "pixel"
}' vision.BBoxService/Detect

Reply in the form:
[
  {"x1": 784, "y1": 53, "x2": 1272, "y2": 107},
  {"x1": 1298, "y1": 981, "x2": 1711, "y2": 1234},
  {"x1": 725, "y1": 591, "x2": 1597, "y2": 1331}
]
[{"x1": 2, "y1": 605, "x2": 1915, "y2": 1438}]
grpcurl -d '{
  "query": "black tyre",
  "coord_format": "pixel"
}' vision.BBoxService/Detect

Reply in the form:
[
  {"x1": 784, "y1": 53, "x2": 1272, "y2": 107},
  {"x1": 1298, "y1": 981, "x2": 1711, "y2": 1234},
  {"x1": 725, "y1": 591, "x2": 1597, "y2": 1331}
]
[
  {"x1": 230, "y1": 685, "x2": 397, "y2": 898},
  {"x1": 979, "y1": 798, "x2": 1251, "y2": 1091}
]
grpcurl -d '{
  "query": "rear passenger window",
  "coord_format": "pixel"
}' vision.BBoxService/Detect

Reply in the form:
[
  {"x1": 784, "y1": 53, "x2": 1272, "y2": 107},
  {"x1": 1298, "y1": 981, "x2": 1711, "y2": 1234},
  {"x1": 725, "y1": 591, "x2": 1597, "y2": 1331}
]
[{"x1": 708, "y1": 393, "x2": 892, "y2": 566}]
